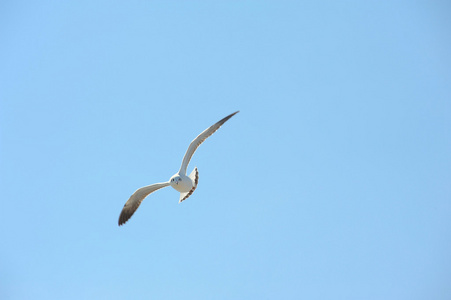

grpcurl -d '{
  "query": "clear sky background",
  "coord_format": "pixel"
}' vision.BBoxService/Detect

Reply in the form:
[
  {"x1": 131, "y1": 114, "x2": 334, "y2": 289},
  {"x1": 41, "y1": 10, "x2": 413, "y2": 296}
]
[{"x1": 1, "y1": 1, "x2": 450, "y2": 299}]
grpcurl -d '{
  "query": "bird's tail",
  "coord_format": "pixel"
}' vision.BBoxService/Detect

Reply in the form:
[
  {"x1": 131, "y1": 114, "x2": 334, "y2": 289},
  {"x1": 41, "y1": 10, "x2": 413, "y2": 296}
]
[{"x1": 179, "y1": 167, "x2": 199, "y2": 203}]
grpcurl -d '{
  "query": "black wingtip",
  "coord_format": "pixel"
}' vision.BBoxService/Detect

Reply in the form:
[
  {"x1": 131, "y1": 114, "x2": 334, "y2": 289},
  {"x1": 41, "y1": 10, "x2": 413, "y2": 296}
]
[
  {"x1": 118, "y1": 211, "x2": 130, "y2": 226},
  {"x1": 218, "y1": 111, "x2": 239, "y2": 125}
]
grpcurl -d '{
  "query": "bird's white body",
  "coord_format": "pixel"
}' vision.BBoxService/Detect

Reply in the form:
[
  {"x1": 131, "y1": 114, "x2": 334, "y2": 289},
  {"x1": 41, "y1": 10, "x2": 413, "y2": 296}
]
[
  {"x1": 118, "y1": 111, "x2": 238, "y2": 226},
  {"x1": 169, "y1": 173, "x2": 192, "y2": 193},
  {"x1": 170, "y1": 167, "x2": 199, "y2": 203}
]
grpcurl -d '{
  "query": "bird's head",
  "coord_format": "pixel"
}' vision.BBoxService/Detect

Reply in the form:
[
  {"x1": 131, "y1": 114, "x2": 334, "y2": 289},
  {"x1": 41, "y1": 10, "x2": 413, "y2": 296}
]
[{"x1": 170, "y1": 175, "x2": 182, "y2": 186}]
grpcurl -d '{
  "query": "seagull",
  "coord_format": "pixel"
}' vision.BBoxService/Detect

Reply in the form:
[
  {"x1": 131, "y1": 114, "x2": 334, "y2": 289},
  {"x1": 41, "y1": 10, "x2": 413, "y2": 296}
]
[{"x1": 118, "y1": 111, "x2": 239, "y2": 226}]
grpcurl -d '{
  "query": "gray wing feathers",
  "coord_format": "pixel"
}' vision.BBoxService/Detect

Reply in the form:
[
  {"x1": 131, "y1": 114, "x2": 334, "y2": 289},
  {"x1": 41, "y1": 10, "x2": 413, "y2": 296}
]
[
  {"x1": 118, "y1": 182, "x2": 170, "y2": 226},
  {"x1": 179, "y1": 111, "x2": 239, "y2": 175}
]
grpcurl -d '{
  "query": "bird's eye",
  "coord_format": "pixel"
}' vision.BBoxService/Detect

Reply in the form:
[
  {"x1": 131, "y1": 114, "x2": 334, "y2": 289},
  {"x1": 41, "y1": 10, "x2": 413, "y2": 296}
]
[{"x1": 171, "y1": 179, "x2": 174, "y2": 182}]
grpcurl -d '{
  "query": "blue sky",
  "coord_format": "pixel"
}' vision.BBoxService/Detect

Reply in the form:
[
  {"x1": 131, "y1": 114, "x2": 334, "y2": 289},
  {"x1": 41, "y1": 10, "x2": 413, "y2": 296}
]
[{"x1": 1, "y1": 1, "x2": 450, "y2": 299}]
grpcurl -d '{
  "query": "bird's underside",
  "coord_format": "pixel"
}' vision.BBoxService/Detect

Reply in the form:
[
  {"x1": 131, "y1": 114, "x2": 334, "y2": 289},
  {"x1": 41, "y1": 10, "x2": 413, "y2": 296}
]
[
  {"x1": 179, "y1": 167, "x2": 199, "y2": 203},
  {"x1": 118, "y1": 111, "x2": 238, "y2": 226}
]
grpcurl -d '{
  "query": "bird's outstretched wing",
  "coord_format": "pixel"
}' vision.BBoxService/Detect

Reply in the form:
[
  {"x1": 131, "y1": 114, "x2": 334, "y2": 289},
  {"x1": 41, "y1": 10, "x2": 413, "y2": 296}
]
[
  {"x1": 118, "y1": 182, "x2": 170, "y2": 226},
  {"x1": 178, "y1": 111, "x2": 239, "y2": 175}
]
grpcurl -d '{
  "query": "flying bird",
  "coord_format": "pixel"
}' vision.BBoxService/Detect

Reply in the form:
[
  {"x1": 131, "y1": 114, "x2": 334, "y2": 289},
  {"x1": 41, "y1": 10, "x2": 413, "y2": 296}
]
[{"x1": 118, "y1": 111, "x2": 239, "y2": 226}]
